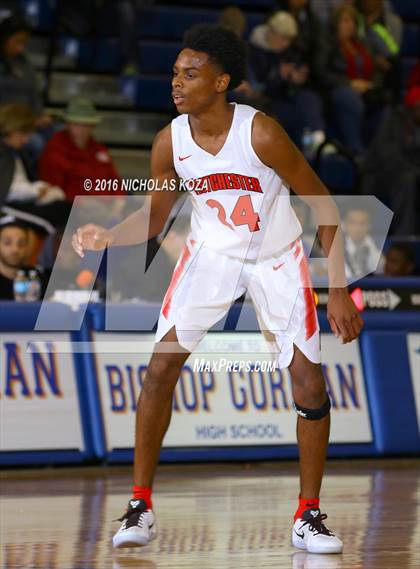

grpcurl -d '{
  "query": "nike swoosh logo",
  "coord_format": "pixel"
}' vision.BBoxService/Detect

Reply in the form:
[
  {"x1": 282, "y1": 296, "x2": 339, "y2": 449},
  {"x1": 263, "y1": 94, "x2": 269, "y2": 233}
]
[
  {"x1": 149, "y1": 523, "x2": 154, "y2": 529},
  {"x1": 179, "y1": 154, "x2": 191, "y2": 161},
  {"x1": 294, "y1": 530, "x2": 305, "y2": 539},
  {"x1": 273, "y1": 263, "x2": 285, "y2": 271}
]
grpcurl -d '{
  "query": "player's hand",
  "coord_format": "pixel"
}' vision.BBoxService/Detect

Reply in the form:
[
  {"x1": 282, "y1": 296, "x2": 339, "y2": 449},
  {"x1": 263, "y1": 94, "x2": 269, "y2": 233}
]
[
  {"x1": 327, "y1": 288, "x2": 364, "y2": 344},
  {"x1": 71, "y1": 224, "x2": 114, "y2": 258}
]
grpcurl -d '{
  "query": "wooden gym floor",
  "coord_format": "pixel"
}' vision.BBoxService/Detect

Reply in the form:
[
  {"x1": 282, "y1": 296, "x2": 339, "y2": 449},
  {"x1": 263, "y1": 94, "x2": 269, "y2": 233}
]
[{"x1": 0, "y1": 459, "x2": 419, "y2": 569}]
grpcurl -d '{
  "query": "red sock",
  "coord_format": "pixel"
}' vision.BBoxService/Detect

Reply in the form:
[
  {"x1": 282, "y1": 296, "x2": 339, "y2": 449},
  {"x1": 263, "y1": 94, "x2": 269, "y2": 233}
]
[
  {"x1": 294, "y1": 496, "x2": 320, "y2": 521},
  {"x1": 132, "y1": 485, "x2": 153, "y2": 509}
]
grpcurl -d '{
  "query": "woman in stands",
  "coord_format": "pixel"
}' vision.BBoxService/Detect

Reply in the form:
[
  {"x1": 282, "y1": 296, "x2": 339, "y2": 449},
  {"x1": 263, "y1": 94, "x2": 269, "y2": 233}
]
[
  {"x1": 323, "y1": 3, "x2": 387, "y2": 154},
  {"x1": 0, "y1": 102, "x2": 70, "y2": 260}
]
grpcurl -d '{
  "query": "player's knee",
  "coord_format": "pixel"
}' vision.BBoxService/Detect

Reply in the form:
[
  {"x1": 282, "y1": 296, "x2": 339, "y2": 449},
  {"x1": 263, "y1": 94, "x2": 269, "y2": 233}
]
[
  {"x1": 292, "y1": 370, "x2": 327, "y2": 410},
  {"x1": 143, "y1": 356, "x2": 181, "y2": 393},
  {"x1": 292, "y1": 368, "x2": 330, "y2": 419}
]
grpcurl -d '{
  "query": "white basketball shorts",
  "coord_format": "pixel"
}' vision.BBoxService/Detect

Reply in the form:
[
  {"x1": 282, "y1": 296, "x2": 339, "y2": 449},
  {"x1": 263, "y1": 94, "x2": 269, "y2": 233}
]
[{"x1": 156, "y1": 237, "x2": 321, "y2": 369}]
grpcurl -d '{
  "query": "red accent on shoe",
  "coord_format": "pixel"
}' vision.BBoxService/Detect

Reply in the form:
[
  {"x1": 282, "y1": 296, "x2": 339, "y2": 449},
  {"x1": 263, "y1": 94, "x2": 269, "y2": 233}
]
[
  {"x1": 294, "y1": 496, "x2": 320, "y2": 521},
  {"x1": 132, "y1": 485, "x2": 153, "y2": 510}
]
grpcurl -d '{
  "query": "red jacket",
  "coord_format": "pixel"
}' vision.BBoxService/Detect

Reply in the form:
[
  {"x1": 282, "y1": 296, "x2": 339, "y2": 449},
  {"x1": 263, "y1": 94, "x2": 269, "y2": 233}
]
[{"x1": 39, "y1": 130, "x2": 121, "y2": 201}]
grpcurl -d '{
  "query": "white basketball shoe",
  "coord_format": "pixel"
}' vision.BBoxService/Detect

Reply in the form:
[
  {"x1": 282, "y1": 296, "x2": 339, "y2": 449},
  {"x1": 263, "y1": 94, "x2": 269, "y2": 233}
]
[
  {"x1": 113, "y1": 499, "x2": 157, "y2": 548},
  {"x1": 292, "y1": 508, "x2": 343, "y2": 554}
]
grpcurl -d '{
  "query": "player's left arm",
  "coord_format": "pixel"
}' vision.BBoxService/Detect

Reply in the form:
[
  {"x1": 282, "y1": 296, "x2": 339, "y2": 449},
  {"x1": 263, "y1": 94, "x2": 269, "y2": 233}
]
[{"x1": 252, "y1": 113, "x2": 363, "y2": 343}]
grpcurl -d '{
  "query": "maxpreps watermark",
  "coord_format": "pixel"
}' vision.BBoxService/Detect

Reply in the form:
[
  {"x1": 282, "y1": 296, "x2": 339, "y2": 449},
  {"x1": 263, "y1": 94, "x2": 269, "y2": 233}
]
[{"x1": 193, "y1": 358, "x2": 277, "y2": 373}]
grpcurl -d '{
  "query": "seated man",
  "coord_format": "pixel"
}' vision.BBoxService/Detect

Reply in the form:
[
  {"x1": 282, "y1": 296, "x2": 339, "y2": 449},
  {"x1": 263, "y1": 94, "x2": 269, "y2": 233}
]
[
  {"x1": 0, "y1": 216, "x2": 48, "y2": 300},
  {"x1": 342, "y1": 206, "x2": 383, "y2": 278},
  {"x1": 39, "y1": 97, "x2": 124, "y2": 221}
]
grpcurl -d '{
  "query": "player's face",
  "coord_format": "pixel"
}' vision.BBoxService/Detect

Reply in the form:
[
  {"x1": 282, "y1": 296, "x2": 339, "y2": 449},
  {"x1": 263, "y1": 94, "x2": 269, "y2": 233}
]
[
  {"x1": 0, "y1": 227, "x2": 28, "y2": 269},
  {"x1": 172, "y1": 49, "x2": 228, "y2": 114}
]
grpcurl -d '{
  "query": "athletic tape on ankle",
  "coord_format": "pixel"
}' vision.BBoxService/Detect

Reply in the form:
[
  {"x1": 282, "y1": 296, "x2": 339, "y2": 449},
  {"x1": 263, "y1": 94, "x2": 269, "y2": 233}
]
[{"x1": 293, "y1": 397, "x2": 331, "y2": 420}]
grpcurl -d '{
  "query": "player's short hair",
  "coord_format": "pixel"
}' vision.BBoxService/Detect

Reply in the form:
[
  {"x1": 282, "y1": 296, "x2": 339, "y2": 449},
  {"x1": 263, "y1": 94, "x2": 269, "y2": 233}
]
[{"x1": 182, "y1": 24, "x2": 247, "y2": 90}]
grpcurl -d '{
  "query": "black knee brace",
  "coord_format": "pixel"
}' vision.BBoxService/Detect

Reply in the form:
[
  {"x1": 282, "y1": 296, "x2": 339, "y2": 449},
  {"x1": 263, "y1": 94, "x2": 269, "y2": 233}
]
[{"x1": 293, "y1": 397, "x2": 331, "y2": 420}]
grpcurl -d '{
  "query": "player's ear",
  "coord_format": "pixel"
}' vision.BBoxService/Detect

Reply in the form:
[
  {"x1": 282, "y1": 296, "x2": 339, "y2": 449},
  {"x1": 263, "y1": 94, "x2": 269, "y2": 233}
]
[{"x1": 215, "y1": 73, "x2": 230, "y2": 93}]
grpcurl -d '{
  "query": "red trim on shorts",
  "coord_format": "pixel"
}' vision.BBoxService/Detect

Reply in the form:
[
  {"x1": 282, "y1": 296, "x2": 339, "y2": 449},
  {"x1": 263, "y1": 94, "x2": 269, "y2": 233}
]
[
  {"x1": 298, "y1": 250, "x2": 318, "y2": 341},
  {"x1": 162, "y1": 243, "x2": 191, "y2": 319}
]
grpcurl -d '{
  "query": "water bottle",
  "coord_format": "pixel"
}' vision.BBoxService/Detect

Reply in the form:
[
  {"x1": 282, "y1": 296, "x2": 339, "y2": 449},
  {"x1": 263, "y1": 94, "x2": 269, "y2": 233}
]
[
  {"x1": 302, "y1": 127, "x2": 314, "y2": 160},
  {"x1": 13, "y1": 270, "x2": 29, "y2": 302},
  {"x1": 27, "y1": 270, "x2": 41, "y2": 302}
]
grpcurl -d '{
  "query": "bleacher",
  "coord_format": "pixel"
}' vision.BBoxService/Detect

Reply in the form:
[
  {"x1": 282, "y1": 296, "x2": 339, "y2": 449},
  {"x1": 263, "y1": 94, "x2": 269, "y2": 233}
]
[{"x1": 17, "y1": 0, "x2": 420, "y2": 181}]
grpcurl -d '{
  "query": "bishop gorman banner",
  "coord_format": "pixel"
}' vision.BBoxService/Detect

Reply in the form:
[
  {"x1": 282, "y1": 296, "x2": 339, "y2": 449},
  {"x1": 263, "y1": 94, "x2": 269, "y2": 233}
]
[
  {"x1": 0, "y1": 333, "x2": 84, "y2": 452},
  {"x1": 93, "y1": 332, "x2": 372, "y2": 450}
]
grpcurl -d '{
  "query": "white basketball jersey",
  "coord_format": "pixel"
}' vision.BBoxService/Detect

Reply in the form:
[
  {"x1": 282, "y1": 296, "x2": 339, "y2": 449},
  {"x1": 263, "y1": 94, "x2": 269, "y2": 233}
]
[{"x1": 171, "y1": 103, "x2": 302, "y2": 260}]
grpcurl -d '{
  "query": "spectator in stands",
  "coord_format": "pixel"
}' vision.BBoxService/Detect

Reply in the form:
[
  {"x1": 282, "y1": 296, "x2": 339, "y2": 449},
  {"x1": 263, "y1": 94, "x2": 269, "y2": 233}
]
[
  {"x1": 0, "y1": 103, "x2": 69, "y2": 229},
  {"x1": 39, "y1": 98, "x2": 124, "y2": 217},
  {"x1": 276, "y1": 0, "x2": 327, "y2": 87},
  {"x1": 0, "y1": 216, "x2": 48, "y2": 300},
  {"x1": 249, "y1": 11, "x2": 326, "y2": 149},
  {"x1": 0, "y1": 15, "x2": 40, "y2": 113},
  {"x1": 357, "y1": 0, "x2": 402, "y2": 95},
  {"x1": 0, "y1": 15, "x2": 55, "y2": 126},
  {"x1": 308, "y1": 0, "x2": 356, "y2": 24},
  {"x1": 219, "y1": 7, "x2": 272, "y2": 114},
  {"x1": 310, "y1": 0, "x2": 402, "y2": 26},
  {"x1": 342, "y1": 205, "x2": 383, "y2": 278},
  {"x1": 384, "y1": 243, "x2": 416, "y2": 277},
  {"x1": 56, "y1": 0, "x2": 143, "y2": 75},
  {"x1": 361, "y1": 86, "x2": 420, "y2": 236},
  {"x1": 0, "y1": 13, "x2": 60, "y2": 163},
  {"x1": 323, "y1": 4, "x2": 387, "y2": 154}
]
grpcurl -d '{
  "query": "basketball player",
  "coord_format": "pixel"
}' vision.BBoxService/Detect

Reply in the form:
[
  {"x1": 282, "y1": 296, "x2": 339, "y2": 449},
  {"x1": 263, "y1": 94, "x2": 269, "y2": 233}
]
[{"x1": 72, "y1": 25, "x2": 363, "y2": 554}]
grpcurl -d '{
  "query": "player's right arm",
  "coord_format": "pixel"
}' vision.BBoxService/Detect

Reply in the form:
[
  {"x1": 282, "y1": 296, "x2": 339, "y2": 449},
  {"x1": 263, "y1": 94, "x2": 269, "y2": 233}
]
[{"x1": 72, "y1": 125, "x2": 179, "y2": 257}]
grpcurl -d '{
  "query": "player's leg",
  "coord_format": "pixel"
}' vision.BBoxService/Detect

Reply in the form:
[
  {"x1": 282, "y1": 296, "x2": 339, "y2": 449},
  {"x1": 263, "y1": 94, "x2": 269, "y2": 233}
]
[
  {"x1": 113, "y1": 326, "x2": 190, "y2": 549},
  {"x1": 133, "y1": 326, "x2": 190, "y2": 488},
  {"x1": 247, "y1": 240, "x2": 342, "y2": 553},
  {"x1": 289, "y1": 346, "x2": 330, "y2": 501},
  {"x1": 289, "y1": 346, "x2": 342, "y2": 554}
]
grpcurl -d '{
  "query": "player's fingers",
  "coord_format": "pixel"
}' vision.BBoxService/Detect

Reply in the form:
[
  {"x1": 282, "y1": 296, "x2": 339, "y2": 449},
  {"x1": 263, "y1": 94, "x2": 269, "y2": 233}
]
[
  {"x1": 352, "y1": 312, "x2": 364, "y2": 337},
  {"x1": 93, "y1": 228, "x2": 104, "y2": 241},
  {"x1": 328, "y1": 315, "x2": 340, "y2": 338},
  {"x1": 71, "y1": 233, "x2": 80, "y2": 252},
  {"x1": 337, "y1": 318, "x2": 353, "y2": 343},
  {"x1": 347, "y1": 317, "x2": 359, "y2": 342},
  {"x1": 72, "y1": 231, "x2": 85, "y2": 257},
  {"x1": 76, "y1": 226, "x2": 85, "y2": 245}
]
